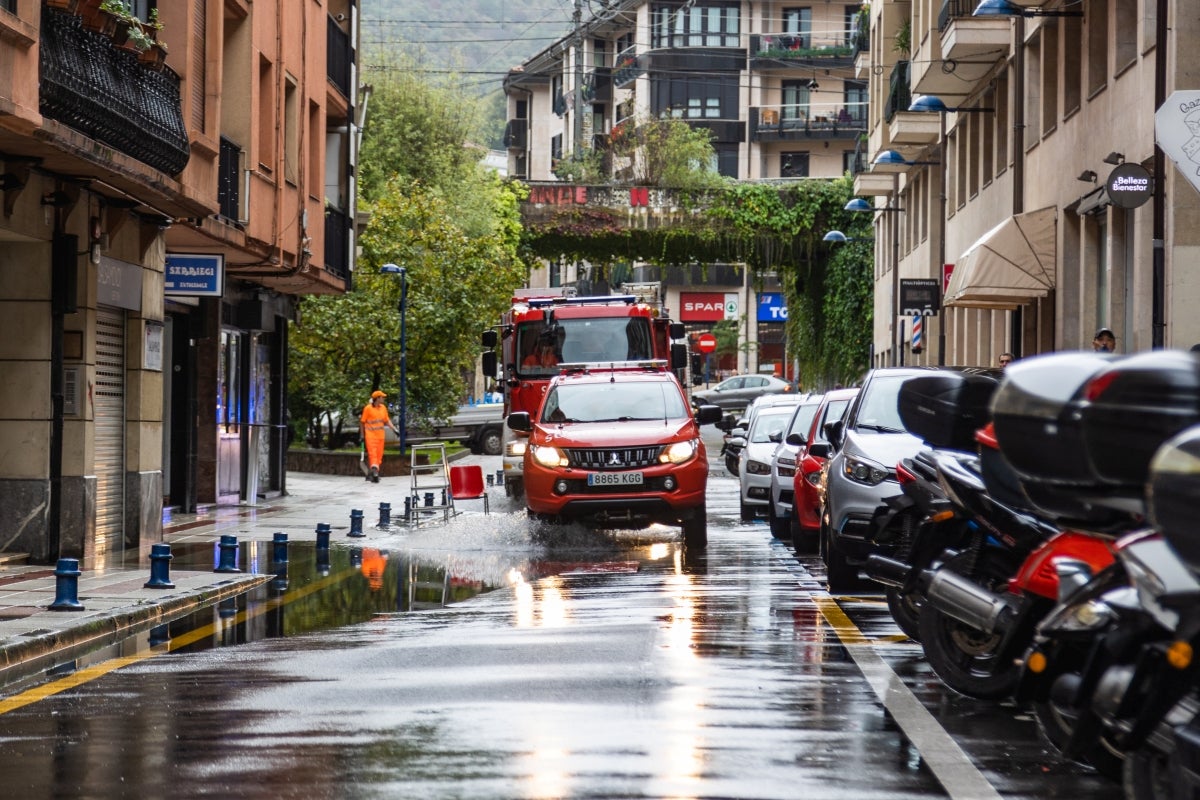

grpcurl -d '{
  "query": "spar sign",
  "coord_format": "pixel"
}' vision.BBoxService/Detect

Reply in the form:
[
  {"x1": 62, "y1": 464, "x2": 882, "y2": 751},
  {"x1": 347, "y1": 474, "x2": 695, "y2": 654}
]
[{"x1": 681, "y1": 292, "x2": 740, "y2": 322}]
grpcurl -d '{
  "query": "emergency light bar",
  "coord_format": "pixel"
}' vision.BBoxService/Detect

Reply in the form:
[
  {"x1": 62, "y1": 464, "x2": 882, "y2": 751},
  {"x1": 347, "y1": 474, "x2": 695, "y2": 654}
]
[
  {"x1": 557, "y1": 360, "x2": 669, "y2": 374},
  {"x1": 527, "y1": 295, "x2": 638, "y2": 308}
]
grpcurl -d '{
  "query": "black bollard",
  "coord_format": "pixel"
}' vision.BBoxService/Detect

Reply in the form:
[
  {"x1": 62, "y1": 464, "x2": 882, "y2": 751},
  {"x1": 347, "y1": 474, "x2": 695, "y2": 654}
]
[
  {"x1": 424, "y1": 492, "x2": 434, "y2": 507},
  {"x1": 403, "y1": 496, "x2": 412, "y2": 523},
  {"x1": 272, "y1": 532, "x2": 289, "y2": 564},
  {"x1": 378, "y1": 502, "x2": 391, "y2": 528},
  {"x1": 349, "y1": 509, "x2": 364, "y2": 537},
  {"x1": 486, "y1": 473, "x2": 494, "y2": 487},
  {"x1": 495, "y1": 469, "x2": 503, "y2": 485},
  {"x1": 316, "y1": 522, "x2": 331, "y2": 549},
  {"x1": 441, "y1": 489, "x2": 447, "y2": 506},
  {"x1": 215, "y1": 534, "x2": 240, "y2": 573},
  {"x1": 48, "y1": 558, "x2": 85, "y2": 611},
  {"x1": 144, "y1": 543, "x2": 175, "y2": 589}
]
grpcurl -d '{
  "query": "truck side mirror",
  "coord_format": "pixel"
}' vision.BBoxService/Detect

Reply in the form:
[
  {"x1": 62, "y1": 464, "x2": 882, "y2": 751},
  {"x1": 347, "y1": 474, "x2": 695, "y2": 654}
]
[
  {"x1": 670, "y1": 342, "x2": 687, "y2": 370},
  {"x1": 669, "y1": 322, "x2": 685, "y2": 340},
  {"x1": 481, "y1": 330, "x2": 498, "y2": 349},
  {"x1": 481, "y1": 351, "x2": 498, "y2": 378}
]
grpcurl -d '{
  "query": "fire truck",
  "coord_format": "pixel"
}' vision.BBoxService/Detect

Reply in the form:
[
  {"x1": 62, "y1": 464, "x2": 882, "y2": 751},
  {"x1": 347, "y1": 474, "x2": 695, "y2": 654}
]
[{"x1": 481, "y1": 291, "x2": 687, "y2": 498}]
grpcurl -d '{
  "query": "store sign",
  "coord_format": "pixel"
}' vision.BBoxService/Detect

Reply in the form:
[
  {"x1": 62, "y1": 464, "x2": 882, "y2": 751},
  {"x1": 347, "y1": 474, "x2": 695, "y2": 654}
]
[
  {"x1": 165, "y1": 253, "x2": 224, "y2": 297},
  {"x1": 757, "y1": 292, "x2": 788, "y2": 322},
  {"x1": 98, "y1": 255, "x2": 143, "y2": 311},
  {"x1": 681, "y1": 292, "x2": 726, "y2": 321},
  {"x1": 1156, "y1": 91, "x2": 1200, "y2": 198},
  {"x1": 900, "y1": 278, "x2": 941, "y2": 316},
  {"x1": 723, "y1": 292, "x2": 739, "y2": 320},
  {"x1": 1105, "y1": 163, "x2": 1153, "y2": 209}
]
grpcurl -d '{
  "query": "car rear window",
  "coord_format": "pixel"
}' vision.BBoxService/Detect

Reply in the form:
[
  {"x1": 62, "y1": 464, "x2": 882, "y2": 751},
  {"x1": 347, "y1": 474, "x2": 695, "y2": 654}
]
[
  {"x1": 749, "y1": 408, "x2": 794, "y2": 443},
  {"x1": 541, "y1": 380, "x2": 689, "y2": 423},
  {"x1": 786, "y1": 401, "x2": 821, "y2": 439}
]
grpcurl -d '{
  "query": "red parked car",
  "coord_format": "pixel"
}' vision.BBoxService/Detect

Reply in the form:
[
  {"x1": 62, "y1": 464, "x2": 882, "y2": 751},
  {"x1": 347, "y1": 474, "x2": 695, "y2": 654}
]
[{"x1": 790, "y1": 387, "x2": 858, "y2": 552}]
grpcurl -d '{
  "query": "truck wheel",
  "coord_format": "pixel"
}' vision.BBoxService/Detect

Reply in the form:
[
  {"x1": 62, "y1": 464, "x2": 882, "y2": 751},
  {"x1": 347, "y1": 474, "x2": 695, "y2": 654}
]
[
  {"x1": 479, "y1": 425, "x2": 503, "y2": 456},
  {"x1": 682, "y1": 506, "x2": 707, "y2": 550}
]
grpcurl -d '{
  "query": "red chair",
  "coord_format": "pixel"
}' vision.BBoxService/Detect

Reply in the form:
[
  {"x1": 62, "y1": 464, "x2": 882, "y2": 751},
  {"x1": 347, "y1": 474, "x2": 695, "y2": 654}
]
[{"x1": 449, "y1": 465, "x2": 489, "y2": 514}]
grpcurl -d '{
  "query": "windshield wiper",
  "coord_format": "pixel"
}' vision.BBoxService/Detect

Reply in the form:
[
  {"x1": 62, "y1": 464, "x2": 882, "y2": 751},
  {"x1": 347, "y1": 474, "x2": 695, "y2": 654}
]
[{"x1": 857, "y1": 423, "x2": 905, "y2": 434}]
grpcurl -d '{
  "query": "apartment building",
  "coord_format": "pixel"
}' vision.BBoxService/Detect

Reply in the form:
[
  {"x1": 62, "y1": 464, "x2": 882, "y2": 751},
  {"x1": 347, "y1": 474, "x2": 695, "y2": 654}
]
[
  {"x1": 856, "y1": 0, "x2": 1200, "y2": 368},
  {"x1": 503, "y1": 0, "x2": 866, "y2": 380},
  {"x1": 0, "y1": 0, "x2": 358, "y2": 564}
]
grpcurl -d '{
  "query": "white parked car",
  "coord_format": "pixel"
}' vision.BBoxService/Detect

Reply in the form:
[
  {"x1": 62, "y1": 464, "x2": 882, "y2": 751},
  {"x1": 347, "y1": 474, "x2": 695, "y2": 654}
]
[{"x1": 738, "y1": 404, "x2": 802, "y2": 521}]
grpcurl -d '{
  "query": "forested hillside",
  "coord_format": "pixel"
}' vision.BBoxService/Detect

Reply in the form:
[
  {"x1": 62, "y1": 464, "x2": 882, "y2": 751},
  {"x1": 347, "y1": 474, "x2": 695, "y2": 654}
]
[{"x1": 361, "y1": 0, "x2": 578, "y2": 146}]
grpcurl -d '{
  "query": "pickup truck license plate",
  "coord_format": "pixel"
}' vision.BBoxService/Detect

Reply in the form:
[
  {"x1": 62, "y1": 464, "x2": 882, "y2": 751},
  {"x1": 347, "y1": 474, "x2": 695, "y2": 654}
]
[{"x1": 588, "y1": 471, "x2": 643, "y2": 487}]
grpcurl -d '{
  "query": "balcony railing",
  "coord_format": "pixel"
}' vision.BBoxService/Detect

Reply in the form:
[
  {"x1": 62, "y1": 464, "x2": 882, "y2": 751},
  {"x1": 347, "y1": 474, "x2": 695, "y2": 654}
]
[
  {"x1": 750, "y1": 30, "x2": 859, "y2": 65},
  {"x1": 327, "y1": 16, "x2": 351, "y2": 98},
  {"x1": 324, "y1": 205, "x2": 351, "y2": 282},
  {"x1": 503, "y1": 119, "x2": 527, "y2": 150},
  {"x1": 612, "y1": 45, "x2": 643, "y2": 88},
  {"x1": 751, "y1": 103, "x2": 867, "y2": 141},
  {"x1": 883, "y1": 60, "x2": 911, "y2": 123},
  {"x1": 939, "y1": 0, "x2": 980, "y2": 31},
  {"x1": 40, "y1": 7, "x2": 189, "y2": 176}
]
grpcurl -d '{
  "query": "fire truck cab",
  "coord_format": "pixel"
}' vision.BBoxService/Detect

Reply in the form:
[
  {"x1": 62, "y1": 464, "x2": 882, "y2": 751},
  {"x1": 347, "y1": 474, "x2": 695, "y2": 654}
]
[{"x1": 482, "y1": 292, "x2": 687, "y2": 499}]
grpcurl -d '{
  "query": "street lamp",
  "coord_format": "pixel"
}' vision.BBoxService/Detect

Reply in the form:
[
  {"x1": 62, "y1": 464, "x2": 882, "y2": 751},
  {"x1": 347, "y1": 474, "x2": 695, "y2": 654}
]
[
  {"x1": 973, "y1": 0, "x2": 1083, "y2": 17},
  {"x1": 380, "y1": 263, "x2": 408, "y2": 455}
]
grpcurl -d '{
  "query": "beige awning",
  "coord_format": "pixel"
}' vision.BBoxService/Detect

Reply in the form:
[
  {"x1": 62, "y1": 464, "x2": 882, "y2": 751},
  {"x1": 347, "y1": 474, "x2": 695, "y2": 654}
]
[{"x1": 944, "y1": 206, "x2": 1057, "y2": 309}]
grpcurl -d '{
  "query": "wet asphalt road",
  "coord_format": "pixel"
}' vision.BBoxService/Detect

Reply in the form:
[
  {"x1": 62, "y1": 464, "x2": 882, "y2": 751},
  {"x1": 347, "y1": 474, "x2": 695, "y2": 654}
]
[{"x1": 0, "y1": 435, "x2": 1122, "y2": 799}]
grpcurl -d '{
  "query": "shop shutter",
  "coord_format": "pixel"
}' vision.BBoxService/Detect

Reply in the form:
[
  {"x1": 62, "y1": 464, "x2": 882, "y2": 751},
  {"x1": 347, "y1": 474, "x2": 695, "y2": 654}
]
[{"x1": 94, "y1": 308, "x2": 126, "y2": 553}]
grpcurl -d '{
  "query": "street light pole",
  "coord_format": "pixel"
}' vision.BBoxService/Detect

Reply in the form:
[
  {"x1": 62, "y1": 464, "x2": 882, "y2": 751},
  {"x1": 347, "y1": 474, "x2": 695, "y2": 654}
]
[{"x1": 381, "y1": 264, "x2": 408, "y2": 456}]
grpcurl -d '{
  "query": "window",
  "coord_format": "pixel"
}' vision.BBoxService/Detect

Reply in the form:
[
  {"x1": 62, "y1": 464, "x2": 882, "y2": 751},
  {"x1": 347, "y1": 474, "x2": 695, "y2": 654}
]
[
  {"x1": 996, "y1": 71, "x2": 1009, "y2": 174},
  {"x1": 283, "y1": 76, "x2": 299, "y2": 184},
  {"x1": 1063, "y1": 15, "x2": 1082, "y2": 115},
  {"x1": 782, "y1": 80, "x2": 811, "y2": 122},
  {"x1": 842, "y1": 150, "x2": 861, "y2": 175},
  {"x1": 654, "y1": 75, "x2": 736, "y2": 120},
  {"x1": 592, "y1": 38, "x2": 609, "y2": 69},
  {"x1": 782, "y1": 7, "x2": 811, "y2": 46},
  {"x1": 515, "y1": 99, "x2": 528, "y2": 120},
  {"x1": 844, "y1": 80, "x2": 867, "y2": 124},
  {"x1": 551, "y1": 75, "x2": 566, "y2": 116},
  {"x1": 1088, "y1": 0, "x2": 1108, "y2": 96},
  {"x1": 1041, "y1": 19, "x2": 1059, "y2": 135},
  {"x1": 1114, "y1": 0, "x2": 1136, "y2": 71},
  {"x1": 550, "y1": 134, "x2": 563, "y2": 163},
  {"x1": 781, "y1": 152, "x2": 810, "y2": 178},
  {"x1": 257, "y1": 56, "x2": 276, "y2": 170},
  {"x1": 652, "y1": 3, "x2": 740, "y2": 48},
  {"x1": 982, "y1": 88, "x2": 995, "y2": 182},
  {"x1": 843, "y1": 5, "x2": 859, "y2": 46},
  {"x1": 1024, "y1": 30, "x2": 1041, "y2": 143}
]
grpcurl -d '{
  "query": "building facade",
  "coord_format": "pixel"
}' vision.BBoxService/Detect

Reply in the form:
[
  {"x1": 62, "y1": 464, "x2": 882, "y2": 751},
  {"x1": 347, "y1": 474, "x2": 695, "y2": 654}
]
[
  {"x1": 856, "y1": 0, "x2": 1199, "y2": 368},
  {"x1": 0, "y1": 0, "x2": 358, "y2": 565},
  {"x1": 504, "y1": 0, "x2": 866, "y2": 381}
]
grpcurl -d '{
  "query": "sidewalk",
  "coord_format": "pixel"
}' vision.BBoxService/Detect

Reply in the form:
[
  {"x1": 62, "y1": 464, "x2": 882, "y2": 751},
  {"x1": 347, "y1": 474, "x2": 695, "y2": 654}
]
[{"x1": 0, "y1": 464, "x2": 491, "y2": 692}]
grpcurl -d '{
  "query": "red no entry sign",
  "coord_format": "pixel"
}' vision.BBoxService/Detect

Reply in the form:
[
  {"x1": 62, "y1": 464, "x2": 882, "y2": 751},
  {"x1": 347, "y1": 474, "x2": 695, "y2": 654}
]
[{"x1": 695, "y1": 333, "x2": 717, "y2": 353}]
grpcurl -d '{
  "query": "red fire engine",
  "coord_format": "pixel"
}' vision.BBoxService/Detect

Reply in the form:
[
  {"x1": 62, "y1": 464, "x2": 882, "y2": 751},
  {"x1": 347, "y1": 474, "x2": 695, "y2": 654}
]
[{"x1": 481, "y1": 291, "x2": 687, "y2": 498}]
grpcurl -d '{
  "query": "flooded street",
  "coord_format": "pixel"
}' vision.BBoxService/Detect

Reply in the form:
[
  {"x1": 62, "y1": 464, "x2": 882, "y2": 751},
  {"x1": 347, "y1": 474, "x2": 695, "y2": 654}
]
[{"x1": 0, "y1": 444, "x2": 1120, "y2": 799}]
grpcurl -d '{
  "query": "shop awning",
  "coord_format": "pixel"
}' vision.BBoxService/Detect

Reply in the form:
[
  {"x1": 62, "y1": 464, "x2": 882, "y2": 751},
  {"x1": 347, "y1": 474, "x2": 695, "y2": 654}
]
[{"x1": 944, "y1": 206, "x2": 1057, "y2": 309}]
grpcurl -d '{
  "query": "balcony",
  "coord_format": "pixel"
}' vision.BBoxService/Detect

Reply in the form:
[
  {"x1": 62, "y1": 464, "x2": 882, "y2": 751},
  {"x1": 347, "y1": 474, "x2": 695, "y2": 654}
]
[
  {"x1": 888, "y1": 110, "x2": 941, "y2": 145},
  {"x1": 882, "y1": 61, "x2": 910, "y2": 123},
  {"x1": 749, "y1": 31, "x2": 860, "y2": 70},
  {"x1": 910, "y1": 0, "x2": 1008, "y2": 96},
  {"x1": 612, "y1": 45, "x2": 644, "y2": 89},
  {"x1": 503, "y1": 119, "x2": 527, "y2": 150},
  {"x1": 40, "y1": 8, "x2": 188, "y2": 176},
  {"x1": 750, "y1": 103, "x2": 866, "y2": 142},
  {"x1": 326, "y1": 16, "x2": 351, "y2": 99},
  {"x1": 324, "y1": 206, "x2": 351, "y2": 282}
]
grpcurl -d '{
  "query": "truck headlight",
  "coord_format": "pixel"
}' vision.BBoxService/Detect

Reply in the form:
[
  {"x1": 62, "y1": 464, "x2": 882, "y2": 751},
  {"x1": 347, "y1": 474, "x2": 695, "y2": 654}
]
[
  {"x1": 506, "y1": 440, "x2": 527, "y2": 457},
  {"x1": 842, "y1": 454, "x2": 890, "y2": 486},
  {"x1": 530, "y1": 444, "x2": 568, "y2": 468},
  {"x1": 661, "y1": 439, "x2": 698, "y2": 464}
]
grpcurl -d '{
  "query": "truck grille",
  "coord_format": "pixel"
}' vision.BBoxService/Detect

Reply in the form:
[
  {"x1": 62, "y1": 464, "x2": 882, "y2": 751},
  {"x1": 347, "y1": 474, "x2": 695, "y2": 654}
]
[{"x1": 565, "y1": 446, "x2": 664, "y2": 470}]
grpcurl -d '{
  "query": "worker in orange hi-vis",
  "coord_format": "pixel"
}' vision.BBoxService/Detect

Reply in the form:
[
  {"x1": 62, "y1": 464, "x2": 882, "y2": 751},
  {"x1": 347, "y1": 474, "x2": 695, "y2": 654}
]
[
  {"x1": 359, "y1": 390, "x2": 399, "y2": 483},
  {"x1": 360, "y1": 548, "x2": 387, "y2": 592}
]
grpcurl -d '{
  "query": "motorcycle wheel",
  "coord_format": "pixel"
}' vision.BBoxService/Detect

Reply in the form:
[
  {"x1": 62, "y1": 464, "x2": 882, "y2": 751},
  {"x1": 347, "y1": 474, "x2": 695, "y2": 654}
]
[
  {"x1": 1123, "y1": 745, "x2": 1174, "y2": 800},
  {"x1": 1033, "y1": 698, "x2": 1125, "y2": 782},
  {"x1": 886, "y1": 586, "x2": 923, "y2": 642},
  {"x1": 917, "y1": 602, "x2": 1021, "y2": 700}
]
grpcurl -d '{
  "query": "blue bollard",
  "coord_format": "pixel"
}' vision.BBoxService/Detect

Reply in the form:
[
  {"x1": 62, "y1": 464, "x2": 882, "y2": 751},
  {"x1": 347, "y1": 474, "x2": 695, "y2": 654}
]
[
  {"x1": 349, "y1": 509, "x2": 364, "y2": 537},
  {"x1": 495, "y1": 469, "x2": 503, "y2": 485},
  {"x1": 272, "y1": 532, "x2": 289, "y2": 564},
  {"x1": 316, "y1": 546, "x2": 331, "y2": 576},
  {"x1": 218, "y1": 597, "x2": 238, "y2": 619},
  {"x1": 149, "y1": 624, "x2": 171, "y2": 647},
  {"x1": 316, "y1": 522, "x2": 331, "y2": 549},
  {"x1": 349, "y1": 547, "x2": 363, "y2": 569},
  {"x1": 378, "y1": 502, "x2": 391, "y2": 528},
  {"x1": 144, "y1": 543, "x2": 175, "y2": 589},
  {"x1": 403, "y1": 496, "x2": 412, "y2": 522},
  {"x1": 48, "y1": 558, "x2": 85, "y2": 611},
  {"x1": 424, "y1": 492, "x2": 434, "y2": 507},
  {"x1": 486, "y1": 473, "x2": 494, "y2": 487},
  {"x1": 215, "y1": 535, "x2": 240, "y2": 573},
  {"x1": 270, "y1": 560, "x2": 289, "y2": 594}
]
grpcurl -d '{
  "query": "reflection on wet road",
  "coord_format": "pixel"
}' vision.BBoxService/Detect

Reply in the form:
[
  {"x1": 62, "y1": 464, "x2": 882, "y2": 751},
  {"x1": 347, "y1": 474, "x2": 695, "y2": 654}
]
[{"x1": 0, "y1": 455, "x2": 1121, "y2": 800}]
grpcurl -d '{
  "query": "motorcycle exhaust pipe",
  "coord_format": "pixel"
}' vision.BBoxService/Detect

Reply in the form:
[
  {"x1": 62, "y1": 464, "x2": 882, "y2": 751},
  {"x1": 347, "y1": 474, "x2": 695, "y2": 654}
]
[
  {"x1": 864, "y1": 554, "x2": 912, "y2": 588},
  {"x1": 922, "y1": 568, "x2": 1017, "y2": 635}
]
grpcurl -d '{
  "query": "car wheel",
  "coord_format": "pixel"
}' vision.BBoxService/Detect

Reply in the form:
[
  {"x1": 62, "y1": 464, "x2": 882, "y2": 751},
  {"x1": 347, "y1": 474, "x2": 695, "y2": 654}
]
[
  {"x1": 739, "y1": 500, "x2": 756, "y2": 522},
  {"x1": 681, "y1": 505, "x2": 707, "y2": 550},
  {"x1": 768, "y1": 503, "x2": 788, "y2": 539},
  {"x1": 790, "y1": 513, "x2": 816, "y2": 554},
  {"x1": 822, "y1": 521, "x2": 857, "y2": 592}
]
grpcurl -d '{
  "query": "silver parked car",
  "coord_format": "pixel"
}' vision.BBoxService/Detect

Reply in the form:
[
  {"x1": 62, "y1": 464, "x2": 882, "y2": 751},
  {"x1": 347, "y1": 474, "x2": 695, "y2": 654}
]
[{"x1": 691, "y1": 374, "x2": 793, "y2": 411}]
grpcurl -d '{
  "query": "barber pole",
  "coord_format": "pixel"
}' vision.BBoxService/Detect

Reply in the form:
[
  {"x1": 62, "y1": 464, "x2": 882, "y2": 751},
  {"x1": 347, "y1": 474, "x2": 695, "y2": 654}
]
[{"x1": 911, "y1": 315, "x2": 924, "y2": 353}]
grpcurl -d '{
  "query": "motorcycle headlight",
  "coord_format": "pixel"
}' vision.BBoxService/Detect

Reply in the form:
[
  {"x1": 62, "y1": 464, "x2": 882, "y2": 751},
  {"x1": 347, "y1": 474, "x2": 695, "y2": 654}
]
[
  {"x1": 506, "y1": 440, "x2": 527, "y2": 457},
  {"x1": 530, "y1": 444, "x2": 568, "y2": 468},
  {"x1": 1041, "y1": 598, "x2": 1117, "y2": 633},
  {"x1": 661, "y1": 439, "x2": 698, "y2": 464},
  {"x1": 746, "y1": 460, "x2": 771, "y2": 475},
  {"x1": 842, "y1": 454, "x2": 891, "y2": 486}
]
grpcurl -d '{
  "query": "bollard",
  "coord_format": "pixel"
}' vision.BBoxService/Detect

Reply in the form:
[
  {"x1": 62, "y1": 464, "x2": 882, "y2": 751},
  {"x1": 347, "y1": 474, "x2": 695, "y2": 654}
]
[
  {"x1": 149, "y1": 624, "x2": 171, "y2": 647},
  {"x1": 218, "y1": 597, "x2": 238, "y2": 620},
  {"x1": 441, "y1": 489, "x2": 447, "y2": 506},
  {"x1": 270, "y1": 560, "x2": 289, "y2": 594},
  {"x1": 350, "y1": 547, "x2": 363, "y2": 569},
  {"x1": 315, "y1": 522, "x2": 331, "y2": 549},
  {"x1": 403, "y1": 496, "x2": 412, "y2": 523},
  {"x1": 144, "y1": 543, "x2": 176, "y2": 589},
  {"x1": 486, "y1": 473, "x2": 494, "y2": 487},
  {"x1": 215, "y1": 534, "x2": 241, "y2": 573},
  {"x1": 272, "y1": 532, "x2": 289, "y2": 565},
  {"x1": 378, "y1": 502, "x2": 392, "y2": 528},
  {"x1": 315, "y1": 546, "x2": 331, "y2": 576},
  {"x1": 424, "y1": 492, "x2": 434, "y2": 507},
  {"x1": 48, "y1": 558, "x2": 85, "y2": 611},
  {"x1": 349, "y1": 509, "x2": 364, "y2": 537},
  {"x1": 495, "y1": 469, "x2": 503, "y2": 485}
]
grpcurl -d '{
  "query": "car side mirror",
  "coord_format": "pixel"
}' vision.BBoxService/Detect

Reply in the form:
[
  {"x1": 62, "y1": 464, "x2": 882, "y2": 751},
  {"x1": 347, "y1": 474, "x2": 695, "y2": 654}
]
[
  {"x1": 727, "y1": 435, "x2": 746, "y2": 448},
  {"x1": 769, "y1": 431, "x2": 782, "y2": 443},
  {"x1": 507, "y1": 412, "x2": 531, "y2": 432},
  {"x1": 806, "y1": 442, "x2": 831, "y2": 460},
  {"x1": 785, "y1": 432, "x2": 805, "y2": 447},
  {"x1": 694, "y1": 404, "x2": 723, "y2": 425},
  {"x1": 823, "y1": 420, "x2": 844, "y2": 451}
]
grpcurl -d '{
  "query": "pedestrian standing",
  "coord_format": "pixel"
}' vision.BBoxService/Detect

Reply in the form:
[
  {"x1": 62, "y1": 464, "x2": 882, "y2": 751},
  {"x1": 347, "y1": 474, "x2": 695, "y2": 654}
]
[
  {"x1": 360, "y1": 390, "x2": 399, "y2": 483},
  {"x1": 997, "y1": 352, "x2": 1014, "y2": 367},
  {"x1": 1092, "y1": 328, "x2": 1117, "y2": 353}
]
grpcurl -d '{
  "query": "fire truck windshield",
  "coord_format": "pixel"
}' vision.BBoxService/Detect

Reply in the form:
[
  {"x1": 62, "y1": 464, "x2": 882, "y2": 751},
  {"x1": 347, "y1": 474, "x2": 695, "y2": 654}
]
[
  {"x1": 516, "y1": 317, "x2": 653, "y2": 375},
  {"x1": 540, "y1": 380, "x2": 689, "y2": 424}
]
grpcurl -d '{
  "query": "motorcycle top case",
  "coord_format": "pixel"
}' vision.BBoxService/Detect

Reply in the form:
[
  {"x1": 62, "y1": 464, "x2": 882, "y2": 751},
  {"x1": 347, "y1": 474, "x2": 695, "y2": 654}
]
[
  {"x1": 991, "y1": 352, "x2": 1116, "y2": 485},
  {"x1": 897, "y1": 370, "x2": 1001, "y2": 451},
  {"x1": 1080, "y1": 349, "x2": 1200, "y2": 488},
  {"x1": 1148, "y1": 423, "x2": 1200, "y2": 573}
]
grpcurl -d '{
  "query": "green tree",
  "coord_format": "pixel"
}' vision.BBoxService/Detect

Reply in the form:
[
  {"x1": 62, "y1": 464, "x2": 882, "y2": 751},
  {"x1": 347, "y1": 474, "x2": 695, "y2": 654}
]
[{"x1": 610, "y1": 115, "x2": 726, "y2": 189}]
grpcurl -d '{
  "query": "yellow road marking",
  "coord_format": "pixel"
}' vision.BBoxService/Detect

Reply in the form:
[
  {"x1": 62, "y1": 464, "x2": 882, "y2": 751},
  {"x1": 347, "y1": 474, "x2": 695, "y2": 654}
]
[{"x1": 0, "y1": 569, "x2": 353, "y2": 715}]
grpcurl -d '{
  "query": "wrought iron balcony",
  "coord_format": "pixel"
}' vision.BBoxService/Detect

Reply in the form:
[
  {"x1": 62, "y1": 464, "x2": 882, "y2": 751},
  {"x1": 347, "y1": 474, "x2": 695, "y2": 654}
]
[
  {"x1": 39, "y1": 7, "x2": 189, "y2": 176},
  {"x1": 327, "y1": 15, "x2": 351, "y2": 98},
  {"x1": 751, "y1": 103, "x2": 867, "y2": 142},
  {"x1": 324, "y1": 205, "x2": 351, "y2": 282},
  {"x1": 749, "y1": 32, "x2": 858, "y2": 68},
  {"x1": 883, "y1": 60, "x2": 911, "y2": 123}
]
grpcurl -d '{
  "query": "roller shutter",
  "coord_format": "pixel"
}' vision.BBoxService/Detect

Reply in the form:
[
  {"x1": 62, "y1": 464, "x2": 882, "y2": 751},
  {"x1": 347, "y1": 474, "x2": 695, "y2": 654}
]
[{"x1": 94, "y1": 308, "x2": 126, "y2": 553}]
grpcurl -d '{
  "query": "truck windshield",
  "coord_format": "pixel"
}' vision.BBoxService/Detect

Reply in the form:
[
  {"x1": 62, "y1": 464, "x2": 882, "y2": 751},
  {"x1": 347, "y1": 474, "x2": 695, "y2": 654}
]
[
  {"x1": 540, "y1": 380, "x2": 688, "y2": 423},
  {"x1": 516, "y1": 317, "x2": 654, "y2": 376}
]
